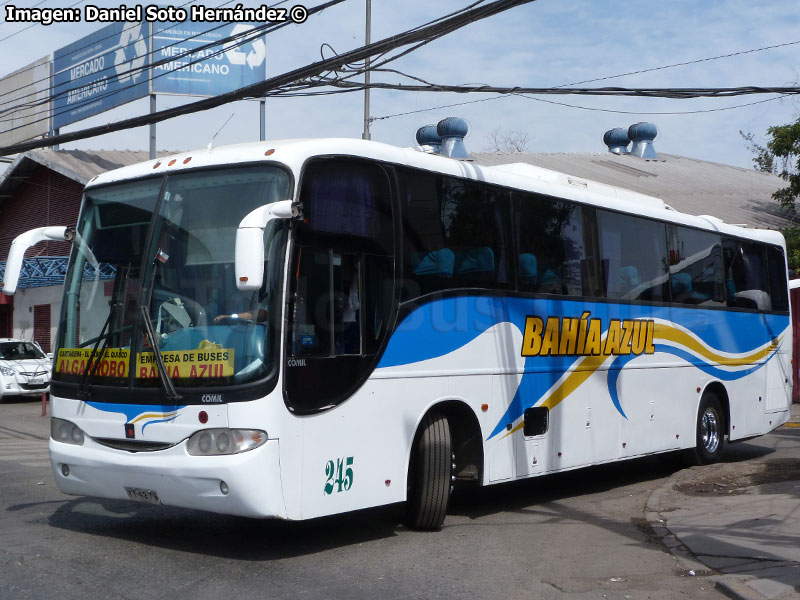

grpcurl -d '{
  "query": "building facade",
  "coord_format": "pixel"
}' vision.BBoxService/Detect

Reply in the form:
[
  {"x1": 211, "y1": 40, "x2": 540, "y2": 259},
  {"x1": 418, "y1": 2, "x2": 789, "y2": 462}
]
[{"x1": 0, "y1": 150, "x2": 156, "y2": 351}]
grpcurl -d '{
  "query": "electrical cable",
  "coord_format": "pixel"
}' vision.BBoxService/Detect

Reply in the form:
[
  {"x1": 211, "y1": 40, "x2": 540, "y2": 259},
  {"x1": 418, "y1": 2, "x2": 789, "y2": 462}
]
[
  {"x1": 0, "y1": 0, "x2": 88, "y2": 44},
  {"x1": 556, "y1": 39, "x2": 800, "y2": 88},
  {"x1": 0, "y1": 0, "x2": 216, "y2": 109},
  {"x1": 0, "y1": 0, "x2": 537, "y2": 154},
  {"x1": 0, "y1": 0, "x2": 47, "y2": 24},
  {"x1": 366, "y1": 38, "x2": 800, "y2": 122},
  {"x1": 514, "y1": 92, "x2": 792, "y2": 115},
  {"x1": 1, "y1": 0, "x2": 483, "y2": 133},
  {"x1": 0, "y1": 0, "x2": 233, "y2": 113},
  {"x1": 329, "y1": 81, "x2": 800, "y2": 98},
  {"x1": 0, "y1": 21, "x2": 274, "y2": 132},
  {"x1": 0, "y1": 0, "x2": 306, "y2": 133}
]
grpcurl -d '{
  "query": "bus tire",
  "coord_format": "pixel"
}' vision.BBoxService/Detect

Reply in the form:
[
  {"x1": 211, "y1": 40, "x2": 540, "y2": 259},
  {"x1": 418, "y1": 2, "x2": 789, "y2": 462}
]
[
  {"x1": 685, "y1": 392, "x2": 725, "y2": 466},
  {"x1": 405, "y1": 412, "x2": 452, "y2": 531}
]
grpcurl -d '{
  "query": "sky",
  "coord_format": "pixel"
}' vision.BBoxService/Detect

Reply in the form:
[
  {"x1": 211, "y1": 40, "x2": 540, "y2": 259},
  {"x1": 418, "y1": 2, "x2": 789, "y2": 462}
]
[{"x1": 1, "y1": 0, "x2": 799, "y2": 169}]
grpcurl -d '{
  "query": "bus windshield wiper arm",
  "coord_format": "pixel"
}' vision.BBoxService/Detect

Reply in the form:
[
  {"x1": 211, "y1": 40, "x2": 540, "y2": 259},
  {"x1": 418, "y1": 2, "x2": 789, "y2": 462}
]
[
  {"x1": 78, "y1": 302, "x2": 117, "y2": 400},
  {"x1": 140, "y1": 305, "x2": 182, "y2": 402}
]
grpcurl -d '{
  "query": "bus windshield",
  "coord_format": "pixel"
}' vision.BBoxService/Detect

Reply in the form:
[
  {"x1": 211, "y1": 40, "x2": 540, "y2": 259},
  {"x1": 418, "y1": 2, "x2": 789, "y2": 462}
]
[{"x1": 53, "y1": 165, "x2": 290, "y2": 394}]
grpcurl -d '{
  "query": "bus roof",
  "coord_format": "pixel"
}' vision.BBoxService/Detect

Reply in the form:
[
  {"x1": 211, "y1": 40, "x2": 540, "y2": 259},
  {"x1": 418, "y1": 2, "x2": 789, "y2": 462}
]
[{"x1": 86, "y1": 138, "x2": 785, "y2": 248}]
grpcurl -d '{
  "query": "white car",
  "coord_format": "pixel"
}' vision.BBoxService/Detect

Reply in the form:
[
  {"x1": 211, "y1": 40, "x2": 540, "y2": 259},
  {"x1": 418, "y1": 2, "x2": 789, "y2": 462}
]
[{"x1": 0, "y1": 339, "x2": 51, "y2": 400}]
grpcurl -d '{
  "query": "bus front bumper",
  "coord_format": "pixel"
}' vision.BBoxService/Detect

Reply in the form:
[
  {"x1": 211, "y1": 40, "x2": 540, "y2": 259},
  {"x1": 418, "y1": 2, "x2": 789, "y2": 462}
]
[{"x1": 49, "y1": 437, "x2": 287, "y2": 519}]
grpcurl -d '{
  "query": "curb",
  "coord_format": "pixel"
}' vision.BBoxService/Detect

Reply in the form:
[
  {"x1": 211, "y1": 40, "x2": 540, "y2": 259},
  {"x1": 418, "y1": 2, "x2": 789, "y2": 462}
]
[
  {"x1": 644, "y1": 468, "x2": 771, "y2": 600},
  {"x1": 645, "y1": 467, "x2": 714, "y2": 573},
  {"x1": 711, "y1": 575, "x2": 769, "y2": 600}
]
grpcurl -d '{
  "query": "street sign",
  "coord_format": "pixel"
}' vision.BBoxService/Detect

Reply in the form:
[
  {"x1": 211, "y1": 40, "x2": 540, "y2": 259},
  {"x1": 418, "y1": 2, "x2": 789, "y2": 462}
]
[
  {"x1": 53, "y1": 21, "x2": 150, "y2": 129},
  {"x1": 151, "y1": 21, "x2": 266, "y2": 97},
  {"x1": 0, "y1": 56, "x2": 51, "y2": 145}
]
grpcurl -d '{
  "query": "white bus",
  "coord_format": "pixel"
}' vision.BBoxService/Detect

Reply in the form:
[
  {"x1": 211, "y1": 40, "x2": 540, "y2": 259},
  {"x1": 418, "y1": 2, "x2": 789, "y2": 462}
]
[{"x1": 6, "y1": 135, "x2": 792, "y2": 530}]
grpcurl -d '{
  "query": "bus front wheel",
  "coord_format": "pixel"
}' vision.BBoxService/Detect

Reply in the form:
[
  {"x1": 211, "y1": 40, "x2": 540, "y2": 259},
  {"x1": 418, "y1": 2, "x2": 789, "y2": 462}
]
[
  {"x1": 685, "y1": 392, "x2": 725, "y2": 465},
  {"x1": 405, "y1": 412, "x2": 452, "y2": 531}
]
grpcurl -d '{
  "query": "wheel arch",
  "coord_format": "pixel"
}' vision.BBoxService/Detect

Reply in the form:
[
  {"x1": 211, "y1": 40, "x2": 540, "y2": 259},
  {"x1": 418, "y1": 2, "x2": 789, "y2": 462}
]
[
  {"x1": 702, "y1": 381, "x2": 731, "y2": 437},
  {"x1": 408, "y1": 399, "x2": 484, "y2": 489}
]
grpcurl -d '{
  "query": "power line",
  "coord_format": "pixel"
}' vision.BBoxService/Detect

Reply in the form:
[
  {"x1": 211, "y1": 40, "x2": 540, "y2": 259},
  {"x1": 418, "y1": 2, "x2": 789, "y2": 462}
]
[
  {"x1": 557, "y1": 39, "x2": 800, "y2": 88},
  {"x1": 0, "y1": 0, "x2": 537, "y2": 155},
  {"x1": 0, "y1": 0, "x2": 216, "y2": 109},
  {"x1": 0, "y1": 0, "x2": 225, "y2": 112},
  {"x1": 514, "y1": 92, "x2": 792, "y2": 115},
  {"x1": 0, "y1": 0, "x2": 88, "y2": 44},
  {"x1": 367, "y1": 38, "x2": 800, "y2": 122},
  {"x1": 4, "y1": 0, "x2": 467, "y2": 125},
  {"x1": 333, "y1": 81, "x2": 800, "y2": 99},
  {"x1": 359, "y1": 83, "x2": 798, "y2": 123},
  {"x1": 0, "y1": 22, "x2": 269, "y2": 132},
  {"x1": 0, "y1": 0, "x2": 47, "y2": 24},
  {"x1": 371, "y1": 95, "x2": 512, "y2": 121},
  {"x1": 0, "y1": 3, "x2": 299, "y2": 134}
]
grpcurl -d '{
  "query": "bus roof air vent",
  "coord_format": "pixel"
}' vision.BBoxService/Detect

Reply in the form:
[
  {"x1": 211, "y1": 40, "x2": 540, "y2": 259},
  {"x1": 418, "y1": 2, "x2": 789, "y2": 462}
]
[
  {"x1": 415, "y1": 125, "x2": 441, "y2": 153},
  {"x1": 603, "y1": 127, "x2": 630, "y2": 155},
  {"x1": 628, "y1": 122, "x2": 658, "y2": 159},
  {"x1": 437, "y1": 117, "x2": 469, "y2": 159}
]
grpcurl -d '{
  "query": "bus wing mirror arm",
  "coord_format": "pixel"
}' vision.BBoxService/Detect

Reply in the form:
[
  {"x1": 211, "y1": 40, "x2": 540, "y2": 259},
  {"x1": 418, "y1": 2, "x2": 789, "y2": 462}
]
[
  {"x1": 235, "y1": 200, "x2": 297, "y2": 291},
  {"x1": 2, "y1": 226, "x2": 75, "y2": 296}
]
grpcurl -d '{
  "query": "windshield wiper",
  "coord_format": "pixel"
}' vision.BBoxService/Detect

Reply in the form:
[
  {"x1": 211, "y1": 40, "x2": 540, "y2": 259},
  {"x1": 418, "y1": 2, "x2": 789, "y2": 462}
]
[
  {"x1": 140, "y1": 305, "x2": 182, "y2": 402},
  {"x1": 78, "y1": 301, "x2": 118, "y2": 400}
]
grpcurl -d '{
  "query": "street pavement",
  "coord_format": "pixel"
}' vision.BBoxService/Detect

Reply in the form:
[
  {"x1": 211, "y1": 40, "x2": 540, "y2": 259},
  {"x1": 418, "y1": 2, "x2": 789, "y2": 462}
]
[
  {"x1": 2, "y1": 396, "x2": 799, "y2": 599},
  {"x1": 646, "y1": 403, "x2": 800, "y2": 600}
]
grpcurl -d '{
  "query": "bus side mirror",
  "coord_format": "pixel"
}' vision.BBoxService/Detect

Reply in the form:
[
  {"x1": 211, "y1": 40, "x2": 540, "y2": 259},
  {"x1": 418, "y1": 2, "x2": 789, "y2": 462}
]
[
  {"x1": 235, "y1": 200, "x2": 297, "y2": 291},
  {"x1": 3, "y1": 226, "x2": 72, "y2": 295}
]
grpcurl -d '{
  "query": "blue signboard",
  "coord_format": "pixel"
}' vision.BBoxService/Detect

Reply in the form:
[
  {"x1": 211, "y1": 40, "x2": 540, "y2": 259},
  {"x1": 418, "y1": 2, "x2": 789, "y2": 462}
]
[
  {"x1": 151, "y1": 22, "x2": 266, "y2": 97},
  {"x1": 53, "y1": 21, "x2": 151, "y2": 129}
]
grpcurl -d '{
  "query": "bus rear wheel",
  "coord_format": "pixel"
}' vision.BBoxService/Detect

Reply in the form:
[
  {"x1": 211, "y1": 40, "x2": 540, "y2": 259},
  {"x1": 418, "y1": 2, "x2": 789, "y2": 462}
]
[
  {"x1": 405, "y1": 412, "x2": 452, "y2": 531},
  {"x1": 685, "y1": 392, "x2": 725, "y2": 465}
]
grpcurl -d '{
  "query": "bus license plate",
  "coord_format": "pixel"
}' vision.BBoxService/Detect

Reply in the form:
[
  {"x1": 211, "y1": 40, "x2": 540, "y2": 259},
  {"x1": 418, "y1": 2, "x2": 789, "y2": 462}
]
[{"x1": 125, "y1": 487, "x2": 161, "y2": 505}]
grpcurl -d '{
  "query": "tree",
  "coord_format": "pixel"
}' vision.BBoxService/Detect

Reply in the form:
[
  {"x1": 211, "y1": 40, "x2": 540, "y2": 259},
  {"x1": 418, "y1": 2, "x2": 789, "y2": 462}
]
[
  {"x1": 741, "y1": 120, "x2": 800, "y2": 212},
  {"x1": 739, "y1": 130, "x2": 776, "y2": 174},
  {"x1": 742, "y1": 119, "x2": 800, "y2": 273},
  {"x1": 484, "y1": 127, "x2": 531, "y2": 153}
]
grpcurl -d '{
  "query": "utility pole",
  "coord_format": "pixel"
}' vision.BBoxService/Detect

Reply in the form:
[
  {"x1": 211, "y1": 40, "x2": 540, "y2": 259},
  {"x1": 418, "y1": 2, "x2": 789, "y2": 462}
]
[
  {"x1": 361, "y1": 0, "x2": 371, "y2": 140},
  {"x1": 148, "y1": 24, "x2": 156, "y2": 159},
  {"x1": 149, "y1": 94, "x2": 156, "y2": 159},
  {"x1": 260, "y1": 99, "x2": 266, "y2": 141}
]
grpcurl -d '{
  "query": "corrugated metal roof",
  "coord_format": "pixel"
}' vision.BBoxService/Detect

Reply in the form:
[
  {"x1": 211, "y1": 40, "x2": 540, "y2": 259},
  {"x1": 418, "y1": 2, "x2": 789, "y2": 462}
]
[
  {"x1": 0, "y1": 147, "x2": 792, "y2": 232},
  {"x1": 471, "y1": 151, "x2": 794, "y2": 230},
  {"x1": 0, "y1": 149, "x2": 176, "y2": 199}
]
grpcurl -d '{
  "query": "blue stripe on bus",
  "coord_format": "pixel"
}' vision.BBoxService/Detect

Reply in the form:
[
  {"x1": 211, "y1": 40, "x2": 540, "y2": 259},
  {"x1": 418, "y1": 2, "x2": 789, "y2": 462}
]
[
  {"x1": 86, "y1": 402, "x2": 186, "y2": 423},
  {"x1": 376, "y1": 296, "x2": 788, "y2": 440},
  {"x1": 605, "y1": 343, "x2": 779, "y2": 420},
  {"x1": 379, "y1": 296, "x2": 787, "y2": 369}
]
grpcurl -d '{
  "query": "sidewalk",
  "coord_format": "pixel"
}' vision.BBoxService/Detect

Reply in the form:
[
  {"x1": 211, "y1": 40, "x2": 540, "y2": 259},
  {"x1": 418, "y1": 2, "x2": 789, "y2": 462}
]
[{"x1": 646, "y1": 404, "x2": 800, "y2": 600}]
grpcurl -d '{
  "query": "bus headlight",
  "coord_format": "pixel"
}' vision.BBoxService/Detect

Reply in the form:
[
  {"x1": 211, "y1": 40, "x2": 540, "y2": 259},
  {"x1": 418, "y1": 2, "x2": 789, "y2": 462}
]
[
  {"x1": 51, "y1": 418, "x2": 85, "y2": 446},
  {"x1": 186, "y1": 429, "x2": 267, "y2": 456}
]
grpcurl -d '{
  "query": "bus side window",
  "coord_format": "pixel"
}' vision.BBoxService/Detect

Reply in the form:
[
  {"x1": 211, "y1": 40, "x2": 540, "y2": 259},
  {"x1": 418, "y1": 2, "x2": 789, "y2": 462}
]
[
  {"x1": 291, "y1": 250, "x2": 392, "y2": 358},
  {"x1": 399, "y1": 168, "x2": 510, "y2": 299},
  {"x1": 767, "y1": 246, "x2": 789, "y2": 312},
  {"x1": 723, "y1": 239, "x2": 771, "y2": 310},
  {"x1": 300, "y1": 160, "x2": 393, "y2": 253},
  {"x1": 668, "y1": 226, "x2": 725, "y2": 306},
  {"x1": 362, "y1": 254, "x2": 393, "y2": 354},
  {"x1": 292, "y1": 248, "x2": 333, "y2": 357},
  {"x1": 291, "y1": 250, "x2": 363, "y2": 357},
  {"x1": 597, "y1": 210, "x2": 668, "y2": 301},
  {"x1": 515, "y1": 192, "x2": 585, "y2": 296}
]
